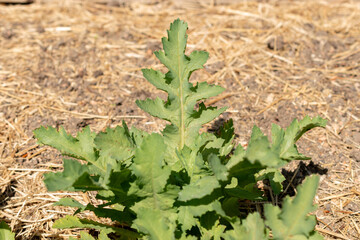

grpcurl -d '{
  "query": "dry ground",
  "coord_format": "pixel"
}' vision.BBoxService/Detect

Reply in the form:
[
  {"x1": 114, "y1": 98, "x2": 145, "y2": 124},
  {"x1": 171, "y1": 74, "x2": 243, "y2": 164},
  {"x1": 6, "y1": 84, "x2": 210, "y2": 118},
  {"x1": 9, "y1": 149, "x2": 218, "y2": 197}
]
[{"x1": 0, "y1": 0, "x2": 359, "y2": 239}]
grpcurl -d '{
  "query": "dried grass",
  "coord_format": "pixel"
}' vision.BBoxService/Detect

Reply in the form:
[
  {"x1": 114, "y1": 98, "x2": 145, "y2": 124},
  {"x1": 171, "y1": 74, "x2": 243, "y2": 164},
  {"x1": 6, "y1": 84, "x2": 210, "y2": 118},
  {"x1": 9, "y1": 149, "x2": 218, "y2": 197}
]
[{"x1": 0, "y1": 0, "x2": 359, "y2": 239}]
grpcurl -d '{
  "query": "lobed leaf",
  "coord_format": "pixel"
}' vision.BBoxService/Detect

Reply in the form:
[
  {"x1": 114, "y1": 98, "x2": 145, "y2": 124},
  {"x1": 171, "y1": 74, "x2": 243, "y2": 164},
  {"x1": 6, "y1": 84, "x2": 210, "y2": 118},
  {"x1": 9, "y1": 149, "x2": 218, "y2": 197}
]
[
  {"x1": 264, "y1": 175, "x2": 321, "y2": 239},
  {"x1": 272, "y1": 116, "x2": 327, "y2": 161},
  {"x1": 34, "y1": 126, "x2": 97, "y2": 163},
  {"x1": 136, "y1": 19, "x2": 226, "y2": 154},
  {"x1": 177, "y1": 200, "x2": 225, "y2": 232},
  {"x1": 132, "y1": 208, "x2": 176, "y2": 240},
  {"x1": 222, "y1": 213, "x2": 268, "y2": 240},
  {"x1": 130, "y1": 134, "x2": 171, "y2": 203},
  {"x1": 178, "y1": 176, "x2": 220, "y2": 202},
  {"x1": 44, "y1": 159, "x2": 90, "y2": 191},
  {"x1": 256, "y1": 168, "x2": 286, "y2": 195},
  {"x1": 94, "y1": 124, "x2": 135, "y2": 163}
]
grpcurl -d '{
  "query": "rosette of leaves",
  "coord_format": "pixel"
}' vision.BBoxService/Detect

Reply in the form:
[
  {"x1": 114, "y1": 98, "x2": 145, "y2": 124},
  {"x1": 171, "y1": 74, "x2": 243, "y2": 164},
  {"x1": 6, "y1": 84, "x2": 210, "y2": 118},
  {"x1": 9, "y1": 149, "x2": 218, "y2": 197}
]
[{"x1": 34, "y1": 19, "x2": 326, "y2": 239}]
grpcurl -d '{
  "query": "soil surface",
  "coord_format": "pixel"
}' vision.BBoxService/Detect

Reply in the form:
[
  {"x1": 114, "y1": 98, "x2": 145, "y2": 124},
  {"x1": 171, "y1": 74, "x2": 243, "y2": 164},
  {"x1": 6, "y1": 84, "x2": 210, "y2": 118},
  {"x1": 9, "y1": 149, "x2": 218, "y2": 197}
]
[{"x1": 0, "y1": 0, "x2": 359, "y2": 239}]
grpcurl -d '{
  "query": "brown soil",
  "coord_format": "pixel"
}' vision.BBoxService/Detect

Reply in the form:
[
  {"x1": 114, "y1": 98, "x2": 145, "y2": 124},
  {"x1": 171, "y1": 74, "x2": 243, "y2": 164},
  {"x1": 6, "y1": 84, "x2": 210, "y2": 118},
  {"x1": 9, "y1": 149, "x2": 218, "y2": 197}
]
[{"x1": 0, "y1": 0, "x2": 359, "y2": 239}]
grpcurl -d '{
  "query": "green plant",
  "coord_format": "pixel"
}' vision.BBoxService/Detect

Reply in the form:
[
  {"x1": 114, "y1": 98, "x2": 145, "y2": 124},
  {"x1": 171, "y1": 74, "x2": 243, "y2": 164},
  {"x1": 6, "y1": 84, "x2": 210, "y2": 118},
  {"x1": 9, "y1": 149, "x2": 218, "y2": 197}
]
[
  {"x1": 34, "y1": 19, "x2": 326, "y2": 240},
  {"x1": 0, "y1": 221, "x2": 15, "y2": 240}
]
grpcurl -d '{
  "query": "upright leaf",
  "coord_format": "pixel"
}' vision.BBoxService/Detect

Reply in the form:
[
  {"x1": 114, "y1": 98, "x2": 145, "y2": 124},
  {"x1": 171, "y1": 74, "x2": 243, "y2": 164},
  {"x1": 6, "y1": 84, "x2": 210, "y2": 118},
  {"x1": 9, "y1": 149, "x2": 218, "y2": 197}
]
[
  {"x1": 136, "y1": 19, "x2": 226, "y2": 154},
  {"x1": 272, "y1": 116, "x2": 327, "y2": 161},
  {"x1": 264, "y1": 175, "x2": 322, "y2": 239}
]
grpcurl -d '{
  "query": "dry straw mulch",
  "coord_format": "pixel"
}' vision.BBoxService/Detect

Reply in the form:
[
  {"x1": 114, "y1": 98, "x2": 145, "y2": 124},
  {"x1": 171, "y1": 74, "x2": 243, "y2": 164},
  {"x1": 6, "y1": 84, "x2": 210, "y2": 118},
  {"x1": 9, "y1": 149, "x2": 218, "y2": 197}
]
[{"x1": 0, "y1": 0, "x2": 359, "y2": 239}]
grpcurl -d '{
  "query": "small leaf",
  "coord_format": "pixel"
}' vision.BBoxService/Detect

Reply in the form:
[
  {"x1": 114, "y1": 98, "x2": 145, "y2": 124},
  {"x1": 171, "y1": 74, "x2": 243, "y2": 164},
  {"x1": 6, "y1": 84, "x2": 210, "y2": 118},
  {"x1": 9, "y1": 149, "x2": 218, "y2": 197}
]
[
  {"x1": 208, "y1": 154, "x2": 228, "y2": 181},
  {"x1": 256, "y1": 168, "x2": 286, "y2": 195},
  {"x1": 0, "y1": 221, "x2": 15, "y2": 240},
  {"x1": 225, "y1": 144, "x2": 246, "y2": 169},
  {"x1": 44, "y1": 159, "x2": 90, "y2": 191},
  {"x1": 53, "y1": 216, "x2": 139, "y2": 239},
  {"x1": 200, "y1": 219, "x2": 226, "y2": 239},
  {"x1": 187, "y1": 82, "x2": 224, "y2": 104},
  {"x1": 222, "y1": 197, "x2": 241, "y2": 217},
  {"x1": 129, "y1": 126, "x2": 149, "y2": 148},
  {"x1": 248, "y1": 125, "x2": 265, "y2": 145},
  {"x1": 188, "y1": 104, "x2": 227, "y2": 130},
  {"x1": 72, "y1": 172, "x2": 104, "y2": 191},
  {"x1": 81, "y1": 204, "x2": 134, "y2": 225},
  {"x1": 54, "y1": 197, "x2": 86, "y2": 210},
  {"x1": 225, "y1": 185, "x2": 264, "y2": 200},
  {"x1": 246, "y1": 136, "x2": 282, "y2": 167},
  {"x1": 278, "y1": 116, "x2": 327, "y2": 161},
  {"x1": 131, "y1": 186, "x2": 179, "y2": 213},
  {"x1": 228, "y1": 158, "x2": 263, "y2": 185},
  {"x1": 136, "y1": 97, "x2": 173, "y2": 123},
  {"x1": 141, "y1": 68, "x2": 173, "y2": 94}
]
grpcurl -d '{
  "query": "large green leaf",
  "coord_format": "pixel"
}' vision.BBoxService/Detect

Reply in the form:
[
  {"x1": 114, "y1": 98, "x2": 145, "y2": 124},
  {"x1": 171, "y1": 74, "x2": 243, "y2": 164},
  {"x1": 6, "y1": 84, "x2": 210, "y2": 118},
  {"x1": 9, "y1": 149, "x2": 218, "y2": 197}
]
[
  {"x1": 132, "y1": 208, "x2": 176, "y2": 240},
  {"x1": 34, "y1": 126, "x2": 96, "y2": 161},
  {"x1": 34, "y1": 126, "x2": 104, "y2": 172},
  {"x1": 222, "y1": 213, "x2": 268, "y2": 240},
  {"x1": 130, "y1": 133, "x2": 174, "y2": 212},
  {"x1": 178, "y1": 176, "x2": 220, "y2": 202},
  {"x1": 131, "y1": 134, "x2": 169, "y2": 194},
  {"x1": 136, "y1": 19, "x2": 226, "y2": 153},
  {"x1": 264, "y1": 175, "x2": 322, "y2": 239}
]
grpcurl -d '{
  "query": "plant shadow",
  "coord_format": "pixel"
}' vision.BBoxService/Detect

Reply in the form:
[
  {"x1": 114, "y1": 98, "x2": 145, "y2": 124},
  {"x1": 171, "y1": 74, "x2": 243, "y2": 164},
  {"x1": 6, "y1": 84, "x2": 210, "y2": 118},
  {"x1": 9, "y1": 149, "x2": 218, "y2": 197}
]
[
  {"x1": 280, "y1": 161, "x2": 328, "y2": 197},
  {"x1": 0, "y1": 180, "x2": 17, "y2": 208}
]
